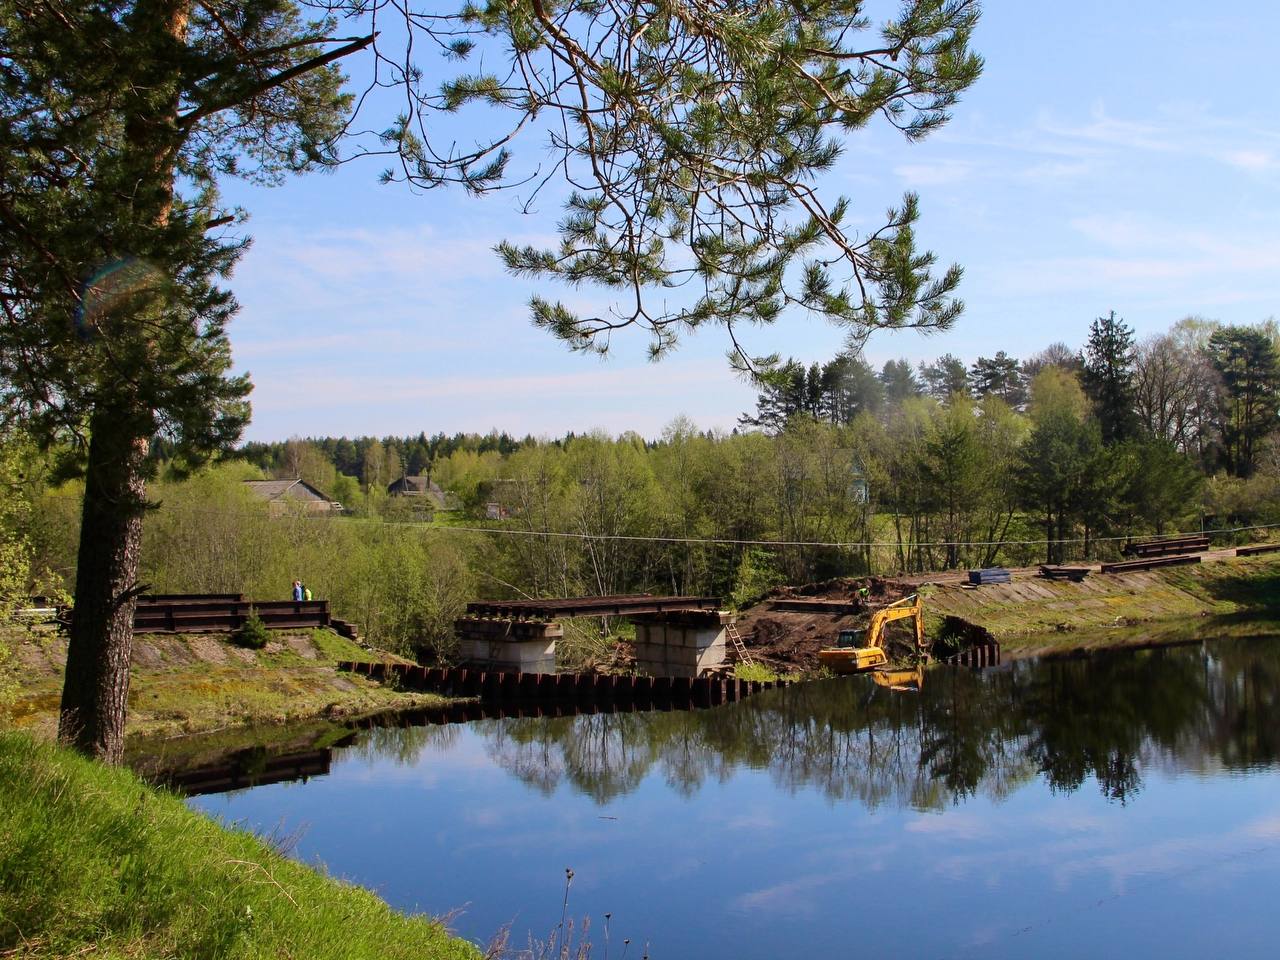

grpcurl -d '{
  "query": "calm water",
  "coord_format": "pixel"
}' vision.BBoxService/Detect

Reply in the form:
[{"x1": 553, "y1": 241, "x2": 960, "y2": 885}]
[{"x1": 181, "y1": 636, "x2": 1280, "y2": 958}]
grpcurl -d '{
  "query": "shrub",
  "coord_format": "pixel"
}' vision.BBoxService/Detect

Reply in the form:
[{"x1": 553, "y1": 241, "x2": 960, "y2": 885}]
[{"x1": 234, "y1": 609, "x2": 270, "y2": 650}]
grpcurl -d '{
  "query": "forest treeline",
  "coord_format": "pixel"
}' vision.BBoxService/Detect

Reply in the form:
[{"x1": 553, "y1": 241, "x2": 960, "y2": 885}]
[{"x1": 4, "y1": 312, "x2": 1280, "y2": 660}]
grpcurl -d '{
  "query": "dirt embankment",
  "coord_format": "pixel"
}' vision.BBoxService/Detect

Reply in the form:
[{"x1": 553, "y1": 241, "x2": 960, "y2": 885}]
[
  {"x1": 1, "y1": 627, "x2": 446, "y2": 743},
  {"x1": 736, "y1": 551, "x2": 1280, "y2": 669},
  {"x1": 736, "y1": 577, "x2": 916, "y2": 672}
]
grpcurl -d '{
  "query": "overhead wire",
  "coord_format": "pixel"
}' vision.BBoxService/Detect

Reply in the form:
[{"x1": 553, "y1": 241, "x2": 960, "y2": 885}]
[{"x1": 38, "y1": 493, "x2": 1280, "y2": 551}]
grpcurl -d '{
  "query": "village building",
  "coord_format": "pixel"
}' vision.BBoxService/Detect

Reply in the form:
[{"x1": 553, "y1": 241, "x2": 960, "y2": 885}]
[
  {"x1": 386, "y1": 475, "x2": 454, "y2": 510},
  {"x1": 243, "y1": 478, "x2": 342, "y2": 516}
]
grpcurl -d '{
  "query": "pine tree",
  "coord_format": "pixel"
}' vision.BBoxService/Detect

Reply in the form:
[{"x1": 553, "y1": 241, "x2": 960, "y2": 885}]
[
  {"x1": 1, "y1": 0, "x2": 982, "y2": 763},
  {"x1": 970, "y1": 352, "x2": 1026, "y2": 407},
  {"x1": 1081, "y1": 311, "x2": 1139, "y2": 444},
  {"x1": 920, "y1": 354, "x2": 971, "y2": 401},
  {"x1": 880, "y1": 359, "x2": 923, "y2": 405},
  {"x1": 1207, "y1": 326, "x2": 1280, "y2": 477}
]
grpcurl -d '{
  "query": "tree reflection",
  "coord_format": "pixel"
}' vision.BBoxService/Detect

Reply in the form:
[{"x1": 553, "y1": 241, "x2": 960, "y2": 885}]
[{"x1": 472, "y1": 636, "x2": 1280, "y2": 809}]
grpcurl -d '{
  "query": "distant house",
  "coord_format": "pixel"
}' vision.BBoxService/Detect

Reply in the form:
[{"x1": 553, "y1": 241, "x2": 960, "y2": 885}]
[
  {"x1": 243, "y1": 478, "x2": 341, "y2": 516},
  {"x1": 387, "y1": 476, "x2": 453, "y2": 510}
]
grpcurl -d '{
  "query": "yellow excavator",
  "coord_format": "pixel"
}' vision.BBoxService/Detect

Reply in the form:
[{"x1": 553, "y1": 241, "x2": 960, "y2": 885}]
[{"x1": 818, "y1": 594, "x2": 927, "y2": 687}]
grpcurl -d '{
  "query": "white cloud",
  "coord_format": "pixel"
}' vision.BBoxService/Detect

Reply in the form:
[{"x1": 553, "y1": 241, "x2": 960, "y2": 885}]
[{"x1": 894, "y1": 160, "x2": 975, "y2": 186}]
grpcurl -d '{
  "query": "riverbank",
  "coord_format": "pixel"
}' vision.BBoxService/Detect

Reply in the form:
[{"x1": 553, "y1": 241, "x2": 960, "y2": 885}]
[
  {"x1": 0, "y1": 732, "x2": 480, "y2": 959},
  {"x1": 0, "y1": 626, "x2": 451, "y2": 742},
  {"x1": 735, "y1": 549, "x2": 1280, "y2": 670},
  {"x1": 922, "y1": 551, "x2": 1280, "y2": 656}
]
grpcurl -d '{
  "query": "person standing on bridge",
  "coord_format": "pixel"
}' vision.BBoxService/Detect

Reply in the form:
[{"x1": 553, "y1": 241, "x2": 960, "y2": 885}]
[
  {"x1": 303, "y1": 584, "x2": 313, "y2": 602},
  {"x1": 292, "y1": 579, "x2": 303, "y2": 602}
]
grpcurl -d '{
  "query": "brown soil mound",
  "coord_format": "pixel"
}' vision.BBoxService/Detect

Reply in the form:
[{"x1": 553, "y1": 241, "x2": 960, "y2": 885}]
[{"x1": 737, "y1": 577, "x2": 917, "y2": 672}]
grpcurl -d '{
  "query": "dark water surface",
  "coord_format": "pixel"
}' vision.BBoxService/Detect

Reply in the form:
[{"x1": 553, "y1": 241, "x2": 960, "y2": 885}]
[{"x1": 183, "y1": 637, "x2": 1280, "y2": 958}]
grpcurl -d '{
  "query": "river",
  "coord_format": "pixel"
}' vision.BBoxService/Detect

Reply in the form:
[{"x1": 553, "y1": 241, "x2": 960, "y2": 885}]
[{"x1": 167, "y1": 633, "x2": 1280, "y2": 958}]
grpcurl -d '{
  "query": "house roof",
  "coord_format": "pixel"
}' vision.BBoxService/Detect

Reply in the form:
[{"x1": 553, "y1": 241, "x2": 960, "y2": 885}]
[
  {"x1": 389, "y1": 475, "x2": 435, "y2": 493},
  {"x1": 243, "y1": 478, "x2": 333, "y2": 502}
]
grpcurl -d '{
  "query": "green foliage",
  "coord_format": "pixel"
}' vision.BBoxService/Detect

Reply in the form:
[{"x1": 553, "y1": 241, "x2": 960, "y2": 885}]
[
  {"x1": 127, "y1": 464, "x2": 477, "y2": 659},
  {"x1": 0, "y1": 436, "x2": 33, "y2": 622},
  {"x1": 1208, "y1": 326, "x2": 1280, "y2": 477},
  {"x1": 1082, "y1": 311, "x2": 1140, "y2": 444},
  {"x1": 1015, "y1": 405, "x2": 1106, "y2": 563},
  {"x1": 730, "y1": 549, "x2": 786, "y2": 610},
  {"x1": 734, "y1": 661, "x2": 783, "y2": 683},
  {"x1": 919, "y1": 353, "x2": 971, "y2": 402},
  {"x1": 491, "y1": 1, "x2": 982, "y2": 362},
  {"x1": 1121, "y1": 439, "x2": 1203, "y2": 534},
  {"x1": 0, "y1": 732, "x2": 479, "y2": 959},
  {"x1": 740, "y1": 354, "x2": 884, "y2": 432},
  {"x1": 970, "y1": 351, "x2": 1026, "y2": 407},
  {"x1": 234, "y1": 609, "x2": 270, "y2": 651}
]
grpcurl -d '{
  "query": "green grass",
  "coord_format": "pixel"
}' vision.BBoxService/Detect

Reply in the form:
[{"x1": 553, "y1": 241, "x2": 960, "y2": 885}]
[
  {"x1": 1, "y1": 628, "x2": 446, "y2": 742},
  {"x1": 310, "y1": 627, "x2": 373, "y2": 663},
  {"x1": 922, "y1": 553, "x2": 1280, "y2": 656},
  {"x1": 0, "y1": 732, "x2": 480, "y2": 959},
  {"x1": 733, "y1": 662, "x2": 802, "y2": 683}
]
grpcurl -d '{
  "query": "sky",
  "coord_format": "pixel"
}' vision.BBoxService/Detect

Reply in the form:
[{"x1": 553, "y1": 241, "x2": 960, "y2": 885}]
[{"x1": 221, "y1": 0, "x2": 1280, "y2": 443}]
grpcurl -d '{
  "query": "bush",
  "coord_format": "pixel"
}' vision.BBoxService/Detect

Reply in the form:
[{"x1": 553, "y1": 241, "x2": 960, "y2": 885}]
[{"x1": 233, "y1": 609, "x2": 270, "y2": 650}]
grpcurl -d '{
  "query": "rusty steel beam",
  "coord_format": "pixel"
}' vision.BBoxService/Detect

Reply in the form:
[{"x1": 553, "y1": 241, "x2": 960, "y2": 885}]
[
  {"x1": 1236, "y1": 543, "x2": 1280, "y2": 557},
  {"x1": 1101, "y1": 554, "x2": 1202, "y2": 574},
  {"x1": 465, "y1": 594, "x2": 721, "y2": 619}
]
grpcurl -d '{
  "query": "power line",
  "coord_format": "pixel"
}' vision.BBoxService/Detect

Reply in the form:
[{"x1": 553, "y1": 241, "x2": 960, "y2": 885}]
[
  {"x1": 419, "y1": 520, "x2": 1280, "y2": 550},
  {"x1": 40, "y1": 494, "x2": 1280, "y2": 550}
]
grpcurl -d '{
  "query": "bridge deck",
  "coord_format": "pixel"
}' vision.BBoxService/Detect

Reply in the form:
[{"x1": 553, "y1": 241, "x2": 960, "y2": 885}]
[{"x1": 465, "y1": 594, "x2": 721, "y2": 620}]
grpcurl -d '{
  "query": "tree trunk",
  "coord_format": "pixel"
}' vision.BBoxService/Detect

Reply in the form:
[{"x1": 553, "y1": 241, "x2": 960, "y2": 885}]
[{"x1": 58, "y1": 412, "x2": 150, "y2": 764}]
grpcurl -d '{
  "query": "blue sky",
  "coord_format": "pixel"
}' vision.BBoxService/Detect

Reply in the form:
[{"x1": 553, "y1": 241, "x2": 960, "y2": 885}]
[{"x1": 223, "y1": 1, "x2": 1280, "y2": 442}]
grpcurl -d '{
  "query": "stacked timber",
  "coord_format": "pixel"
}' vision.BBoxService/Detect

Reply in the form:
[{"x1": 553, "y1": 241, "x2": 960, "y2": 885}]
[{"x1": 967, "y1": 567, "x2": 1011, "y2": 586}]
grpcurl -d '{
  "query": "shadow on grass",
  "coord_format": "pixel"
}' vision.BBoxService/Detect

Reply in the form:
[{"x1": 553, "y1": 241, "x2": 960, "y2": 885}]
[{"x1": 1199, "y1": 568, "x2": 1280, "y2": 608}]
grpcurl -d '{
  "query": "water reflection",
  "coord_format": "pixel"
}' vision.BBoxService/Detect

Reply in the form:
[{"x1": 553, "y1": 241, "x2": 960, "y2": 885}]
[
  {"x1": 474, "y1": 636, "x2": 1280, "y2": 808},
  {"x1": 148, "y1": 635, "x2": 1280, "y2": 810}
]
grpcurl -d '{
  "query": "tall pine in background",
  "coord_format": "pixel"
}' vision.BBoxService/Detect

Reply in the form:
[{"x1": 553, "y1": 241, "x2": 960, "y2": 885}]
[
  {"x1": 1208, "y1": 327, "x2": 1280, "y2": 477},
  {"x1": 1082, "y1": 311, "x2": 1139, "y2": 445}
]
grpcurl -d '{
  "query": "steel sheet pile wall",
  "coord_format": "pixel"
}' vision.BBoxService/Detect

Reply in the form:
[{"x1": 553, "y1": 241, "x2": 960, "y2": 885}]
[{"x1": 339, "y1": 661, "x2": 787, "y2": 708}]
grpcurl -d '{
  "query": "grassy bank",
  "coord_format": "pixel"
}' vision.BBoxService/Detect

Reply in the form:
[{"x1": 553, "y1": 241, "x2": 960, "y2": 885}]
[
  {"x1": 0, "y1": 732, "x2": 480, "y2": 959},
  {"x1": 922, "y1": 552, "x2": 1280, "y2": 656},
  {"x1": 1, "y1": 626, "x2": 450, "y2": 742}
]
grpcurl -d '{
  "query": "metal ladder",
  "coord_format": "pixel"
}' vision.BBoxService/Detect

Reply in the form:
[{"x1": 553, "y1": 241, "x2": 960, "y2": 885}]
[{"x1": 725, "y1": 622, "x2": 754, "y2": 667}]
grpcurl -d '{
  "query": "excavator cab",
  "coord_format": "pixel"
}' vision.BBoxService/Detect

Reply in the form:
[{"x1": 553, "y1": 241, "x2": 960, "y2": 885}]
[{"x1": 834, "y1": 628, "x2": 864, "y2": 648}]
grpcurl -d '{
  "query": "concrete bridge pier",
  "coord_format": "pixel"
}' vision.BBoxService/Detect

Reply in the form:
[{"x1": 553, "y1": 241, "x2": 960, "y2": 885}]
[
  {"x1": 455, "y1": 617, "x2": 561, "y2": 674},
  {"x1": 629, "y1": 610, "x2": 733, "y2": 678}
]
